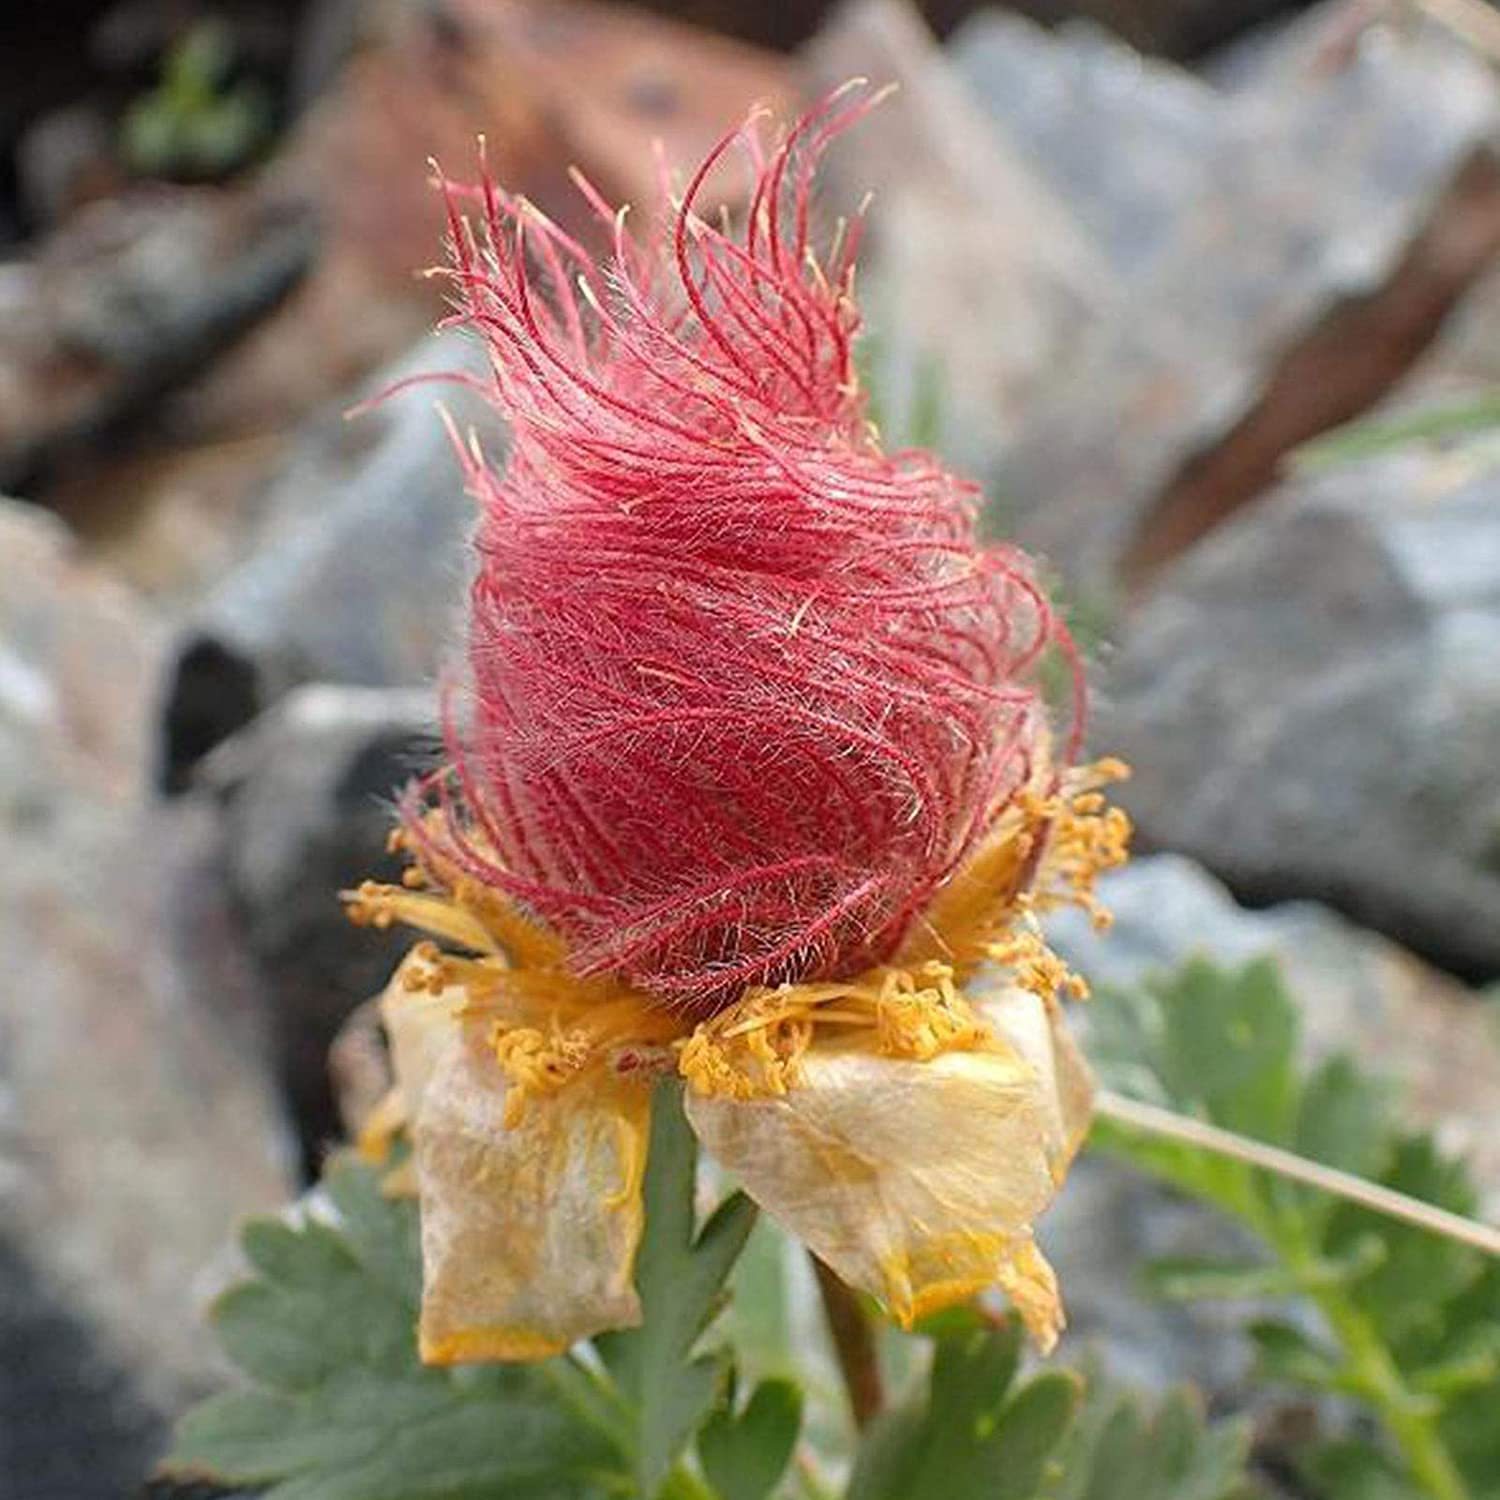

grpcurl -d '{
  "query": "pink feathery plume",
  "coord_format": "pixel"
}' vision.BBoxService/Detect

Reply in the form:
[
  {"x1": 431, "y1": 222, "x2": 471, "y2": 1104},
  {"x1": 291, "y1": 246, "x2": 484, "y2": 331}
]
[{"x1": 407, "y1": 84, "x2": 1083, "y2": 1015}]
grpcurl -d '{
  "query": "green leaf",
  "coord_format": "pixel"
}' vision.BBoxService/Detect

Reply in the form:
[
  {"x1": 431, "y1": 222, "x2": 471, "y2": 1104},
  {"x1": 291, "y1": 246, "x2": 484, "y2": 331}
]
[
  {"x1": 1142, "y1": 1255, "x2": 1295, "y2": 1303},
  {"x1": 321, "y1": 1157, "x2": 422, "y2": 1306},
  {"x1": 1295, "y1": 1057, "x2": 1390, "y2": 1180},
  {"x1": 161, "y1": 1158, "x2": 619, "y2": 1499},
  {"x1": 1159, "y1": 959, "x2": 1299, "y2": 1141},
  {"x1": 1042, "y1": 1369, "x2": 1256, "y2": 1500},
  {"x1": 171, "y1": 1371, "x2": 611, "y2": 1499},
  {"x1": 845, "y1": 1320, "x2": 1079, "y2": 1500},
  {"x1": 1144, "y1": 1239, "x2": 1387, "y2": 1304},
  {"x1": 597, "y1": 1083, "x2": 758, "y2": 1498},
  {"x1": 1248, "y1": 1320, "x2": 1345, "y2": 1392},
  {"x1": 1299, "y1": 1440, "x2": 1418, "y2": 1500},
  {"x1": 698, "y1": 1378, "x2": 803, "y2": 1500},
  {"x1": 1089, "y1": 956, "x2": 1500, "y2": 1500}
]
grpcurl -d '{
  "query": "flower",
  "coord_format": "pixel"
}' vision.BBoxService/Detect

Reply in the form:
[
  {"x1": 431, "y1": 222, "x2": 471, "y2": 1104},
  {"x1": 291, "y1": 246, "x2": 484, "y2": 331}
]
[{"x1": 347, "y1": 87, "x2": 1130, "y2": 1365}]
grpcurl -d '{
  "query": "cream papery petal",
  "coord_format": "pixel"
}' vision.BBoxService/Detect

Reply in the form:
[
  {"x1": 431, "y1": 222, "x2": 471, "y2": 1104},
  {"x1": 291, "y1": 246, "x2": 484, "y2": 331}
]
[
  {"x1": 684, "y1": 984, "x2": 1092, "y2": 1351},
  {"x1": 380, "y1": 959, "x2": 650, "y2": 1364},
  {"x1": 379, "y1": 954, "x2": 469, "y2": 1121},
  {"x1": 974, "y1": 982, "x2": 1095, "y2": 1173}
]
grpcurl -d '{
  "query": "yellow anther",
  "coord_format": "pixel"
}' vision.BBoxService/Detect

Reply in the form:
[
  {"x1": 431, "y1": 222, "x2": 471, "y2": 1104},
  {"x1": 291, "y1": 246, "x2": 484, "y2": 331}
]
[
  {"x1": 679, "y1": 960, "x2": 996, "y2": 1100},
  {"x1": 356, "y1": 755, "x2": 1130, "y2": 1117},
  {"x1": 491, "y1": 1023, "x2": 593, "y2": 1126}
]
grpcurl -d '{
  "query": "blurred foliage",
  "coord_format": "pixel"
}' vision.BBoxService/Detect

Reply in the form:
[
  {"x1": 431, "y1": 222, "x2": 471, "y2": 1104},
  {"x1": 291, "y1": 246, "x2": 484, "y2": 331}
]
[
  {"x1": 1091, "y1": 958, "x2": 1500, "y2": 1500},
  {"x1": 1291, "y1": 392, "x2": 1500, "y2": 473},
  {"x1": 163, "y1": 1087, "x2": 1252, "y2": 1500},
  {"x1": 164, "y1": 955, "x2": 1500, "y2": 1500},
  {"x1": 121, "y1": 21, "x2": 271, "y2": 180}
]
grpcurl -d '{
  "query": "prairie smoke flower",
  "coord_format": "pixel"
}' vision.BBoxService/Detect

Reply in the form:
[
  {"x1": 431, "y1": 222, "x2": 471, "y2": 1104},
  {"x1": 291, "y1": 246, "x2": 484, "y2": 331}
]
[{"x1": 348, "y1": 87, "x2": 1130, "y2": 1365}]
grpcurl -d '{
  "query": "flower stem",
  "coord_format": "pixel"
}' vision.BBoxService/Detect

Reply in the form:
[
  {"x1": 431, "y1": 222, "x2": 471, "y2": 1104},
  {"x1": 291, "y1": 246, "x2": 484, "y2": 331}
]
[
  {"x1": 811, "y1": 1255, "x2": 884, "y2": 1429},
  {"x1": 1277, "y1": 1218, "x2": 1472, "y2": 1500},
  {"x1": 1098, "y1": 1093, "x2": 1477, "y2": 1500},
  {"x1": 659, "y1": 1462, "x2": 721, "y2": 1500}
]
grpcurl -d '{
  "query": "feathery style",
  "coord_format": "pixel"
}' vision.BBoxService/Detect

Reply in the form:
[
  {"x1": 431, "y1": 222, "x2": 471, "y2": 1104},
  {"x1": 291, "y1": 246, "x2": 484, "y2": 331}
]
[
  {"x1": 413, "y1": 85, "x2": 1078, "y2": 1013},
  {"x1": 350, "y1": 88, "x2": 1129, "y2": 1365}
]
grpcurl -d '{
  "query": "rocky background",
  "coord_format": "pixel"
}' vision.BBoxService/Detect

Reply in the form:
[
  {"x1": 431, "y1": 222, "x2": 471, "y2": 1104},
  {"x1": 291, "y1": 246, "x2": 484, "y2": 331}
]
[{"x1": 3, "y1": 1, "x2": 1500, "y2": 1496}]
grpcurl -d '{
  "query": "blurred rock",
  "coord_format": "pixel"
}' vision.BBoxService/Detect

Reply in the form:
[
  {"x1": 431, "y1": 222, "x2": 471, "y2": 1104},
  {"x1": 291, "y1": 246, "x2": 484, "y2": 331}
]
[
  {"x1": 43, "y1": 0, "x2": 791, "y2": 616},
  {"x1": 50, "y1": 431, "x2": 293, "y2": 604},
  {"x1": 625, "y1": 0, "x2": 1313, "y2": 58},
  {"x1": 0, "y1": 498, "x2": 295, "y2": 1488},
  {"x1": 978, "y1": 1, "x2": 1500, "y2": 602},
  {"x1": 195, "y1": 682, "x2": 437, "y2": 1171},
  {"x1": 1051, "y1": 0, "x2": 1308, "y2": 57},
  {"x1": 1041, "y1": 1156, "x2": 1263, "y2": 1397},
  {"x1": 1095, "y1": 453, "x2": 1500, "y2": 985},
  {"x1": 15, "y1": 100, "x2": 121, "y2": 230},
  {"x1": 0, "y1": 497, "x2": 163, "y2": 800},
  {"x1": 804, "y1": 0, "x2": 1114, "y2": 471},
  {"x1": 447, "y1": 0, "x2": 797, "y2": 208},
  {"x1": 2, "y1": 1241, "x2": 166, "y2": 1500},
  {"x1": 165, "y1": 0, "x2": 793, "y2": 442},
  {"x1": 158, "y1": 332, "x2": 485, "y2": 790},
  {"x1": 1378, "y1": 233, "x2": 1500, "y2": 406},
  {"x1": 0, "y1": 184, "x2": 316, "y2": 489},
  {"x1": 952, "y1": 11, "x2": 1223, "y2": 275}
]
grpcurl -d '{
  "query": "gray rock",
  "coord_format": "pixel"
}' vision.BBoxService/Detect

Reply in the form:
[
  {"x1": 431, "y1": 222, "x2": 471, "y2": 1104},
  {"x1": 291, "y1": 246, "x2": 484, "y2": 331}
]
[
  {"x1": 951, "y1": 11, "x2": 1225, "y2": 276},
  {"x1": 1, "y1": 1239, "x2": 166, "y2": 1500},
  {"x1": 159, "y1": 333, "x2": 489, "y2": 790},
  {"x1": 196, "y1": 682, "x2": 438, "y2": 1171},
  {"x1": 980, "y1": 2, "x2": 1500, "y2": 601},
  {"x1": 1041, "y1": 1156, "x2": 1263, "y2": 1398},
  {"x1": 1094, "y1": 452, "x2": 1500, "y2": 983},
  {"x1": 0, "y1": 499, "x2": 295, "y2": 1489},
  {"x1": 0, "y1": 185, "x2": 315, "y2": 489},
  {"x1": 802, "y1": 0, "x2": 1117, "y2": 473}
]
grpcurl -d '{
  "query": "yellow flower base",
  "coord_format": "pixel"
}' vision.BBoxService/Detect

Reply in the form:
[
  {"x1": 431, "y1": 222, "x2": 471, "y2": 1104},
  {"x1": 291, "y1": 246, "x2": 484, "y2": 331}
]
[{"x1": 345, "y1": 756, "x2": 1129, "y2": 1360}]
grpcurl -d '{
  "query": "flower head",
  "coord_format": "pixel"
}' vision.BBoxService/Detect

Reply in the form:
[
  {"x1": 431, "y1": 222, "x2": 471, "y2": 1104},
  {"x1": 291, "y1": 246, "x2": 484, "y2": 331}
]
[
  {"x1": 349, "y1": 88, "x2": 1129, "y2": 1366},
  {"x1": 409, "y1": 85, "x2": 1076, "y2": 1014}
]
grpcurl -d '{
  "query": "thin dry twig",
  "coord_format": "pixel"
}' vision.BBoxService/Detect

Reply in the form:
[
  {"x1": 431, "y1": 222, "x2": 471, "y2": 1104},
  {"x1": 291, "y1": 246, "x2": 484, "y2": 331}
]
[{"x1": 1096, "y1": 1089, "x2": 1500, "y2": 1258}]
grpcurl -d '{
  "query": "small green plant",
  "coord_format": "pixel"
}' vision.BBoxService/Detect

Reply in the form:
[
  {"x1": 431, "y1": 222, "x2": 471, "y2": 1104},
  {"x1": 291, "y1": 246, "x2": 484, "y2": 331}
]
[
  {"x1": 1292, "y1": 391, "x2": 1500, "y2": 472},
  {"x1": 1092, "y1": 959, "x2": 1500, "y2": 1500},
  {"x1": 163, "y1": 1089, "x2": 1253, "y2": 1500},
  {"x1": 121, "y1": 20, "x2": 271, "y2": 180}
]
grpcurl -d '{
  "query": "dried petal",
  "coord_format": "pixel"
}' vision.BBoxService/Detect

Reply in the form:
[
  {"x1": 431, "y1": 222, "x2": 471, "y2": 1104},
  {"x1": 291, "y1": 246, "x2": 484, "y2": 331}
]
[
  {"x1": 684, "y1": 984, "x2": 1091, "y2": 1350},
  {"x1": 380, "y1": 955, "x2": 650, "y2": 1362}
]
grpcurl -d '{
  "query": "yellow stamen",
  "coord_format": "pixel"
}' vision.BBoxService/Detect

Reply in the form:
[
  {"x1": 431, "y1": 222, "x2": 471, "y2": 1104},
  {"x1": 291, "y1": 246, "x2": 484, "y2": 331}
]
[
  {"x1": 678, "y1": 959, "x2": 1000, "y2": 1101},
  {"x1": 353, "y1": 759, "x2": 1131, "y2": 1110},
  {"x1": 345, "y1": 879, "x2": 501, "y2": 955},
  {"x1": 1029, "y1": 758, "x2": 1133, "y2": 931}
]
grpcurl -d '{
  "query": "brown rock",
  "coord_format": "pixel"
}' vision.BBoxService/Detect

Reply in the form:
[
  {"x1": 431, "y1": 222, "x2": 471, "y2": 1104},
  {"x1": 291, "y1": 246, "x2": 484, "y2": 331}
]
[{"x1": 168, "y1": 0, "x2": 795, "y2": 443}]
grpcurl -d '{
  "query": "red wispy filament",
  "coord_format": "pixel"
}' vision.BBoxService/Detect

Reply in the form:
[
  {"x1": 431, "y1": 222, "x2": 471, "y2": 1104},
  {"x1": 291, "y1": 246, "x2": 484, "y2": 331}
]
[{"x1": 410, "y1": 86, "x2": 1081, "y2": 1015}]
